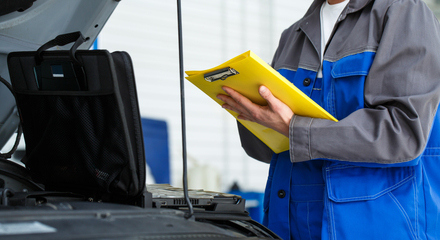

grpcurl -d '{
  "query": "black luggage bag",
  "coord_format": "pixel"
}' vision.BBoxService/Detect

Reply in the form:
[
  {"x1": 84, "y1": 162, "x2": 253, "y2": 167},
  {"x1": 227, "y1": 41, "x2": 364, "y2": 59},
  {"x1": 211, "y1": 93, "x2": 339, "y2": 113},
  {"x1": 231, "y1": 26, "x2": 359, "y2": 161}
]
[{"x1": 7, "y1": 32, "x2": 147, "y2": 205}]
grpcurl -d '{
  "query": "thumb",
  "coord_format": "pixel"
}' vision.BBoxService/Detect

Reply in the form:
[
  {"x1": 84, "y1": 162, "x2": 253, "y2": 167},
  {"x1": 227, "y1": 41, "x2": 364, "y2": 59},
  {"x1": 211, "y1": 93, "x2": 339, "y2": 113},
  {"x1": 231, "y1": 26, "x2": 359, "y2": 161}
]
[
  {"x1": 259, "y1": 85, "x2": 288, "y2": 112},
  {"x1": 259, "y1": 85, "x2": 276, "y2": 103}
]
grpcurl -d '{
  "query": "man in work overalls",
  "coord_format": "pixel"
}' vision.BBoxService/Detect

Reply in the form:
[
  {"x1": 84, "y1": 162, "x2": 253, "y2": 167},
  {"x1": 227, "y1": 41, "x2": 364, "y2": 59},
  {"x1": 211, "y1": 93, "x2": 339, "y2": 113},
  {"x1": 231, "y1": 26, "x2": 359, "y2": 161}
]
[{"x1": 217, "y1": 0, "x2": 440, "y2": 239}]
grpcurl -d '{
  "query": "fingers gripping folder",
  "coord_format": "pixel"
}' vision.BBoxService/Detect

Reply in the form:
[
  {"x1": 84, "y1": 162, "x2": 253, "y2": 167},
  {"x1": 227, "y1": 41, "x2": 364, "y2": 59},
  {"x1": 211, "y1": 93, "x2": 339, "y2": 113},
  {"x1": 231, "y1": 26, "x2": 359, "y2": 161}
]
[{"x1": 186, "y1": 51, "x2": 338, "y2": 153}]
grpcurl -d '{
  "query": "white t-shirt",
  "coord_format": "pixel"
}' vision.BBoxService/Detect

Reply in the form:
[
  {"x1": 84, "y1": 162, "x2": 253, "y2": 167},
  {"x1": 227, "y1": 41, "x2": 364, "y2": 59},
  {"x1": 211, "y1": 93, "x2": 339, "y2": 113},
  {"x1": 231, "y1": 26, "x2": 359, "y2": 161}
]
[{"x1": 317, "y1": 0, "x2": 349, "y2": 78}]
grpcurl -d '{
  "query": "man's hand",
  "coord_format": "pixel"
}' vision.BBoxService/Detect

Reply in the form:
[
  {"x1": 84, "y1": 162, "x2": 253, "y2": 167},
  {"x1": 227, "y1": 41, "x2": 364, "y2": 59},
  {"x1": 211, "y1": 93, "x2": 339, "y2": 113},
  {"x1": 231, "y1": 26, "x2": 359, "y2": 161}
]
[{"x1": 217, "y1": 85, "x2": 294, "y2": 137}]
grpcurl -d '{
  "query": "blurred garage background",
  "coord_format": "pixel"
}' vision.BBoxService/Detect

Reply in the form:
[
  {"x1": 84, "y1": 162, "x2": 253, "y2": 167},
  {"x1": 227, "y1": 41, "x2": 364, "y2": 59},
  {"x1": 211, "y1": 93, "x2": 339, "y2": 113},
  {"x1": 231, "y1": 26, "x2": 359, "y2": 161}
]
[
  {"x1": 98, "y1": 0, "x2": 440, "y2": 193},
  {"x1": 3, "y1": 0, "x2": 440, "y2": 222}
]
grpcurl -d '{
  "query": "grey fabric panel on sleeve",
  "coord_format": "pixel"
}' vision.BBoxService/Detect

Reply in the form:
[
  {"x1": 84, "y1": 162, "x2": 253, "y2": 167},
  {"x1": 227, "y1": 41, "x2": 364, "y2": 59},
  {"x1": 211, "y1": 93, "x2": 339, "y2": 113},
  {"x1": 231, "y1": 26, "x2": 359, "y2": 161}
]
[
  {"x1": 237, "y1": 121, "x2": 273, "y2": 163},
  {"x1": 288, "y1": 0, "x2": 440, "y2": 164}
]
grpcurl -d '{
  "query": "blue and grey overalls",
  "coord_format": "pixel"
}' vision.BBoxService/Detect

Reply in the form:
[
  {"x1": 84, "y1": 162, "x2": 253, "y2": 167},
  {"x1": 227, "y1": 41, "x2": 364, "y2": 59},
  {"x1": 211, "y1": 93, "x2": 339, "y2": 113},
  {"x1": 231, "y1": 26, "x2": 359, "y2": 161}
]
[{"x1": 240, "y1": 0, "x2": 440, "y2": 239}]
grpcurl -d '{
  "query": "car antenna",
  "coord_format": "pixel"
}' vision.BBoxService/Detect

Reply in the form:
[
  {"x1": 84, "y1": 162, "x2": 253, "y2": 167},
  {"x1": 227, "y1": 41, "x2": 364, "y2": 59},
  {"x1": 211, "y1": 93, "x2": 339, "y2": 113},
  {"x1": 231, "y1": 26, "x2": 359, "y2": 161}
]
[{"x1": 176, "y1": 0, "x2": 194, "y2": 219}]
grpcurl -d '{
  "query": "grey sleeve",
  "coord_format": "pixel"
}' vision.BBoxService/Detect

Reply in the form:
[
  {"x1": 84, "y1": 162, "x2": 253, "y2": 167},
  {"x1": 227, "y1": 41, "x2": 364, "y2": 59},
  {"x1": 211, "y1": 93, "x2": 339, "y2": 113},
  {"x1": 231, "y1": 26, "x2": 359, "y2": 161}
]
[
  {"x1": 290, "y1": 0, "x2": 440, "y2": 164},
  {"x1": 237, "y1": 121, "x2": 273, "y2": 163}
]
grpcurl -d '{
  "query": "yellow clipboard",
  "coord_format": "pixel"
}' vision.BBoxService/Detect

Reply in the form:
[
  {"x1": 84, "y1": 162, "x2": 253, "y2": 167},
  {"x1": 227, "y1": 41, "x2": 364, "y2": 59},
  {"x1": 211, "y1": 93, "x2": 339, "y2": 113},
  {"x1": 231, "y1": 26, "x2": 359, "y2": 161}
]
[{"x1": 185, "y1": 50, "x2": 337, "y2": 153}]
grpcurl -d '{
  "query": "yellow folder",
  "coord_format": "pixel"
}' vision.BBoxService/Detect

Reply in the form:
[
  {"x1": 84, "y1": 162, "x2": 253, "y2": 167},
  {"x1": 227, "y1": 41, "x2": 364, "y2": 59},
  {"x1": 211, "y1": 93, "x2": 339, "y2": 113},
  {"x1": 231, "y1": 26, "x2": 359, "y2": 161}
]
[{"x1": 185, "y1": 50, "x2": 337, "y2": 153}]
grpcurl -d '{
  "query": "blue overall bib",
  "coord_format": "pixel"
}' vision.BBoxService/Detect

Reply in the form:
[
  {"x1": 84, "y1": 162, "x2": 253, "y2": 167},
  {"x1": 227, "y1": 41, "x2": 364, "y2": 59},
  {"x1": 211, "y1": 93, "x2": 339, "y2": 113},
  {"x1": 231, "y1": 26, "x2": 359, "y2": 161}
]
[
  {"x1": 263, "y1": 52, "x2": 440, "y2": 240},
  {"x1": 263, "y1": 68, "x2": 327, "y2": 240}
]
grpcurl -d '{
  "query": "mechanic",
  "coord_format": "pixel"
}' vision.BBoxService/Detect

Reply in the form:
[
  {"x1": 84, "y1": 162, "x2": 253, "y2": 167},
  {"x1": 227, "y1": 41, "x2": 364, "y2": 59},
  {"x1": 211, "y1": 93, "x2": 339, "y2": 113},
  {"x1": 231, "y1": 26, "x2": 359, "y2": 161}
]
[{"x1": 217, "y1": 0, "x2": 440, "y2": 239}]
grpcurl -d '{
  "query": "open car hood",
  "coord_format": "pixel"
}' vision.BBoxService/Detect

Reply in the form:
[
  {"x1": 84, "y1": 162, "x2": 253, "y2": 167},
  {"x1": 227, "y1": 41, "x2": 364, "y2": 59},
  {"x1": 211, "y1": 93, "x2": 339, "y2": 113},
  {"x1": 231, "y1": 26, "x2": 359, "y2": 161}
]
[{"x1": 0, "y1": 0, "x2": 119, "y2": 149}]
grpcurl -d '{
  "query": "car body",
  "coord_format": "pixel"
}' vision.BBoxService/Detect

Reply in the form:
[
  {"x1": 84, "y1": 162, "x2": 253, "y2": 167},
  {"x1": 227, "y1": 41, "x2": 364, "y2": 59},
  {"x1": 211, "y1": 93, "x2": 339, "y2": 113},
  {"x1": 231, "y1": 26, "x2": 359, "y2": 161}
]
[{"x1": 0, "y1": 1, "x2": 279, "y2": 239}]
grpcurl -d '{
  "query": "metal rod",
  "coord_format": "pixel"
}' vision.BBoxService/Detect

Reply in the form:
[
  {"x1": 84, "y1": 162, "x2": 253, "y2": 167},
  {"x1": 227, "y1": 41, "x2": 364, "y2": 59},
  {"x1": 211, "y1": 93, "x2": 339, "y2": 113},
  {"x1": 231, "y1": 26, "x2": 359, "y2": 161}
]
[{"x1": 176, "y1": 0, "x2": 194, "y2": 219}]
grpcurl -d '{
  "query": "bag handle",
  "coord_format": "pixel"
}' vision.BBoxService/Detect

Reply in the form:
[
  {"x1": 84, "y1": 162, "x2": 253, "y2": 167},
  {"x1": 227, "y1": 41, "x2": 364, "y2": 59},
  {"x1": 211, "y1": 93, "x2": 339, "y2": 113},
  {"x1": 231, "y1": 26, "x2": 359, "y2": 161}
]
[{"x1": 35, "y1": 31, "x2": 86, "y2": 66}]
